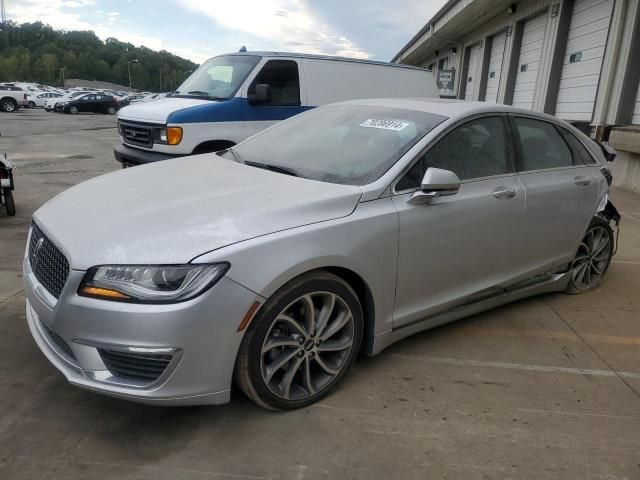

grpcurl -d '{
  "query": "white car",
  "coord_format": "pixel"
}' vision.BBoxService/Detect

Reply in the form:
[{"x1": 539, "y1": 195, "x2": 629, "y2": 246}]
[{"x1": 28, "y1": 92, "x2": 63, "y2": 109}]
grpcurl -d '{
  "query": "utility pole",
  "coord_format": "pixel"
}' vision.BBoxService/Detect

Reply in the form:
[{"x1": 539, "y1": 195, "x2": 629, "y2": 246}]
[
  {"x1": 159, "y1": 41, "x2": 164, "y2": 92},
  {"x1": 1, "y1": 0, "x2": 6, "y2": 24},
  {"x1": 127, "y1": 59, "x2": 139, "y2": 90},
  {"x1": 59, "y1": 67, "x2": 65, "y2": 87}
]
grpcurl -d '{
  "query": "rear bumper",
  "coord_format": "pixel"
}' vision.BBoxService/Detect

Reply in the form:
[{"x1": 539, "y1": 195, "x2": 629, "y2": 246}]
[{"x1": 113, "y1": 143, "x2": 183, "y2": 167}]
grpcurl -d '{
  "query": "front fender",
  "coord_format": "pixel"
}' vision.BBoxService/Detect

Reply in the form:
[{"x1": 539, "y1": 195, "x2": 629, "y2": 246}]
[{"x1": 192, "y1": 199, "x2": 399, "y2": 336}]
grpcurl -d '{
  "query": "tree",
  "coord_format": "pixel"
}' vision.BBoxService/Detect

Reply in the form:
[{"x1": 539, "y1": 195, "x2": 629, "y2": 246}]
[{"x1": 0, "y1": 22, "x2": 199, "y2": 91}]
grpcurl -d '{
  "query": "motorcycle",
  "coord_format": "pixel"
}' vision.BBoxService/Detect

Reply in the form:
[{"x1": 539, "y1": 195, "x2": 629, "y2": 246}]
[{"x1": 0, "y1": 150, "x2": 16, "y2": 216}]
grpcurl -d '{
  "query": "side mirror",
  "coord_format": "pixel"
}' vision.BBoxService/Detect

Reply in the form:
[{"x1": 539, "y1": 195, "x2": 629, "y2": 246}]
[
  {"x1": 408, "y1": 167, "x2": 461, "y2": 205},
  {"x1": 248, "y1": 84, "x2": 272, "y2": 105}
]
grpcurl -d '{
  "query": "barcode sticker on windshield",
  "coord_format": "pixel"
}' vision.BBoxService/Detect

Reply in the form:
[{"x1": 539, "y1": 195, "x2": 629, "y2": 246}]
[{"x1": 360, "y1": 119, "x2": 410, "y2": 131}]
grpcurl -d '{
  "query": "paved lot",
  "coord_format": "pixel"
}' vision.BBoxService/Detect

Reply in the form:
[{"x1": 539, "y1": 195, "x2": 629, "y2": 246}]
[{"x1": 1, "y1": 109, "x2": 639, "y2": 480}]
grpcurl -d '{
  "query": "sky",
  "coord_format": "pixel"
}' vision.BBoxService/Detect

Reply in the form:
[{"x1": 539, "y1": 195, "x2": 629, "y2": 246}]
[{"x1": 7, "y1": 0, "x2": 448, "y2": 64}]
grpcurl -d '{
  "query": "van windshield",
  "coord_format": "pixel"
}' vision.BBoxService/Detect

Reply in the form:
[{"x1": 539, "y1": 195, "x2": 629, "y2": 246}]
[
  {"x1": 173, "y1": 55, "x2": 260, "y2": 100},
  {"x1": 223, "y1": 105, "x2": 447, "y2": 186}
]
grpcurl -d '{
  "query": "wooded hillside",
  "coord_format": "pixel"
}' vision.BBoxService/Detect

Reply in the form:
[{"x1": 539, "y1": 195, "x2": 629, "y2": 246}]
[{"x1": 0, "y1": 22, "x2": 199, "y2": 91}]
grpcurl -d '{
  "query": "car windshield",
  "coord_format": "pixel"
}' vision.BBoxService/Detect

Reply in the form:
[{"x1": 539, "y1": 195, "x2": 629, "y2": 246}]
[
  {"x1": 173, "y1": 55, "x2": 261, "y2": 100},
  {"x1": 224, "y1": 105, "x2": 447, "y2": 186}
]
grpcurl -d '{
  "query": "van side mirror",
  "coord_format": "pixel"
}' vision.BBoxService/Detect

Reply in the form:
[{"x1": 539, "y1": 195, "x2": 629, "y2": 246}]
[
  {"x1": 408, "y1": 167, "x2": 461, "y2": 205},
  {"x1": 248, "y1": 84, "x2": 272, "y2": 105}
]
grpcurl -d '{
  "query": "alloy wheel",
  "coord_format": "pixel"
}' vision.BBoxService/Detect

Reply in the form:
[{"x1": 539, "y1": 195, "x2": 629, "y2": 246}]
[
  {"x1": 2, "y1": 101, "x2": 16, "y2": 112},
  {"x1": 260, "y1": 291, "x2": 355, "y2": 401},
  {"x1": 570, "y1": 226, "x2": 611, "y2": 291}
]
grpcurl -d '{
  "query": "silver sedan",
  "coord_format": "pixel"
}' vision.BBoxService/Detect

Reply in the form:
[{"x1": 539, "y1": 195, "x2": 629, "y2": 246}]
[{"x1": 24, "y1": 99, "x2": 620, "y2": 410}]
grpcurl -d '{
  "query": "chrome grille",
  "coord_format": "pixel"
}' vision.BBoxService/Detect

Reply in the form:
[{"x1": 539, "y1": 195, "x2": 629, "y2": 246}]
[
  {"x1": 99, "y1": 349, "x2": 173, "y2": 383},
  {"x1": 119, "y1": 121, "x2": 153, "y2": 148},
  {"x1": 28, "y1": 223, "x2": 70, "y2": 299}
]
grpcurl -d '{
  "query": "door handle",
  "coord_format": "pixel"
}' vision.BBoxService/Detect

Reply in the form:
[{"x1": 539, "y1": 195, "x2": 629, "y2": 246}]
[
  {"x1": 492, "y1": 187, "x2": 516, "y2": 199},
  {"x1": 574, "y1": 176, "x2": 592, "y2": 186}
]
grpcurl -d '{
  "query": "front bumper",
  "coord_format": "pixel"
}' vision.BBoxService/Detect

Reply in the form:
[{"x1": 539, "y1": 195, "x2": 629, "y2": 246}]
[
  {"x1": 113, "y1": 144, "x2": 183, "y2": 167},
  {"x1": 24, "y1": 257, "x2": 262, "y2": 406}
]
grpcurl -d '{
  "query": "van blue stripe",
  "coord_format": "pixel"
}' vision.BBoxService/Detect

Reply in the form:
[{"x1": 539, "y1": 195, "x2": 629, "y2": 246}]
[{"x1": 167, "y1": 97, "x2": 314, "y2": 124}]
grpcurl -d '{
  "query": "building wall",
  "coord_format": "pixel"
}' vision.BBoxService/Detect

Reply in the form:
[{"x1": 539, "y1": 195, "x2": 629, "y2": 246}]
[{"x1": 395, "y1": 0, "x2": 640, "y2": 193}]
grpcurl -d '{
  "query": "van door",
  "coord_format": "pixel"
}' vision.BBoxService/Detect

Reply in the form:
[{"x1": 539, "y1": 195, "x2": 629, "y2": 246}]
[{"x1": 242, "y1": 59, "x2": 307, "y2": 138}]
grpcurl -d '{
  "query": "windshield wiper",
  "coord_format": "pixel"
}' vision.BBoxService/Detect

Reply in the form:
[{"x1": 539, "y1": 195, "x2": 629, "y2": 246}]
[
  {"x1": 244, "y1": 161, "x2": 301, "y2": 178},
  {"x1": 218, "y1": 147, "x2": 242, "y2": 163},
  {"x1": 175, "y1": 90, "x2": 226, "y2": 100}
]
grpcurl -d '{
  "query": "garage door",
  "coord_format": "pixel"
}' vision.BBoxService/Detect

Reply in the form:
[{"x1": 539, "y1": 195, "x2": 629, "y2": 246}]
[
  {"x1": 484, "y1": 31, "x2": 507, "y2": 103},
  {"x1": 632, "y1": 79, "x2": 640, "y2": 125},
  {"x1": 555, "y1": 0, "x2": 614, "y2": 121},
  {"x1": 464, "y1": 44, "x2": 481, "y2": 100},
  {"x1": 512, "y1": 14, "x2": 547, "y2": 110}
]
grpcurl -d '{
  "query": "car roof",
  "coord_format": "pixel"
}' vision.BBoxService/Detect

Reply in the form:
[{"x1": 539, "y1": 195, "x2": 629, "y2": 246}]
[{"x1": 333, "y1": 98, "x2": 566, "y2": 124}]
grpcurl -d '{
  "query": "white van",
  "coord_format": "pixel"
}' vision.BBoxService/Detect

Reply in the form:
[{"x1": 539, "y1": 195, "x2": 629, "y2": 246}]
[{"x1": 114, "y1": 51, "x2": 438, "y2": 166}]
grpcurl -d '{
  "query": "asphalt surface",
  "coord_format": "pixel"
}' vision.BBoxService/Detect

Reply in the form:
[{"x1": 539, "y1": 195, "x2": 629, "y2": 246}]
[{"x1": 1, "y1": 108, "x2": 639, "y2": 480}]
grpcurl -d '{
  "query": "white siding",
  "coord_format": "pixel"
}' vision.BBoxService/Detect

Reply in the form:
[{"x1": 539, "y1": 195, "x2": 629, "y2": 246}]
[
  {"x1": 633, "y1": 80, "x2": 640, "y2": 125},
  {"x1": 512, "y1": 14, "x2": 547, "y2": 110},
  {"x1": 555, "y1": 0, "x2": 614, "y2": 121},
  {"x1": 484, "y1": 31, "x2": 507, "y2": 103},
  {"x1": 464, "y1": 44, "x2": 481, "y2": 101}
]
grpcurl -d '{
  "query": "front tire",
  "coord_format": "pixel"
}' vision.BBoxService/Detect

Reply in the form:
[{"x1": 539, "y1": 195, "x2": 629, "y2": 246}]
[
  {"x1": 566, "y1": 218, "x2": 614, "y2": 294},
  {"x1": 235, "y1": 271, "x2": 363, "y2": 410},
  {"x1": 68, "y1": 106, "x2": 78, "y2": 115},
  {"x1": 29, "y1": 101, "x2": 36, "y2": 109}
]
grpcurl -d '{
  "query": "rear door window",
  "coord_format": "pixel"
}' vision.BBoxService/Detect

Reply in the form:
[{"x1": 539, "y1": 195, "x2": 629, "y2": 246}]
[
  {"x1": 249, "y1": 60, "x2": 300, "y2": 106},
  {"x1": 514, "y1": 117, "x2": 574, "y2": 171}
]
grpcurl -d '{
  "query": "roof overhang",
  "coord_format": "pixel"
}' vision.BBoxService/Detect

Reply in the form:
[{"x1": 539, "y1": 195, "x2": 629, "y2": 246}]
[{"x1": 393, "y1": 0, "x2": 517, "y2": 65}]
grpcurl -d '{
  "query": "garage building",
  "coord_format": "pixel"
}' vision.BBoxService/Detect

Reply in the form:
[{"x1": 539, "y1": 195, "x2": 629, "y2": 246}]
[{"x1": 393, "y1": 0, "x2": 640, "y2": 193}]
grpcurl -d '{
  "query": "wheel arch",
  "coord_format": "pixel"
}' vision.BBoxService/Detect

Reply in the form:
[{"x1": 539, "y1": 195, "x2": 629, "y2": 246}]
[
  {"x1": 192, "y1": 140, "x2": 236, "y2": 155},
  {"x1": 245, "y1": 264, "x2": 377, "y2": 356}
]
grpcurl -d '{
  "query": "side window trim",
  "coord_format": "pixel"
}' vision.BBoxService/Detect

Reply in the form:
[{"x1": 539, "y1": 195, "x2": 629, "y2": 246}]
[{"x1": 392, "y1": 113, "x2": 515, "y2": 194}]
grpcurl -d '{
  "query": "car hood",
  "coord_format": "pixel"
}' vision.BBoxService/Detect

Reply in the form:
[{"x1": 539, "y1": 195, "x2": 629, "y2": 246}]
[
  {"x1": 33, "y1": 155, "x2": 363, "y2": 270},
  {"x1": 117, "y1": 97, "x2": 212, "y2": 124}
]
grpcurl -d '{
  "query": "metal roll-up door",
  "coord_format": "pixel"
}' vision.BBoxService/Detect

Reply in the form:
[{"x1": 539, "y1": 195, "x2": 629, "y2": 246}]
[
  {"x1": 484, "y1": 31, "x2": 507, "y2": 103},
  {"x1": 512, "y1": 14, "x2": 547, "y2": 110},
  {"x1": 555, "y1": 0, "x2": 614, "y2": 121},
  {"x1": 464, "y1": 44, "x2": 481, "y2": 101},
  {"x1": 633, "y1": 81, "x2": 640, "y2": 124}
]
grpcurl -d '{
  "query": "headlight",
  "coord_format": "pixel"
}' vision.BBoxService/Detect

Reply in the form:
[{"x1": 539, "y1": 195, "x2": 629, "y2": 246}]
[
  {"x1": 154, "y1": 126, "x2": 183, "y2": 145},
  {"x1": 78, "y1": 263, "x2": 229, "y2": 303}
]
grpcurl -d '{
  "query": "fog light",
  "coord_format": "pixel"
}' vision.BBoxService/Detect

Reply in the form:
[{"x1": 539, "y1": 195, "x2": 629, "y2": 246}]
[{"x1": 167, "y1": 127, "x2": 183, "y2": 145}]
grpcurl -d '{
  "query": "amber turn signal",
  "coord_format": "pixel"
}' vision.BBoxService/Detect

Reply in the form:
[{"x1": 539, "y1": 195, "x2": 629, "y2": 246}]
[
  {"x1": 166, "y1": 126, "x2": 183, "y2": 145},
  {"x1": 79, "y1": 286, "x2": 130, "y2": 300}
]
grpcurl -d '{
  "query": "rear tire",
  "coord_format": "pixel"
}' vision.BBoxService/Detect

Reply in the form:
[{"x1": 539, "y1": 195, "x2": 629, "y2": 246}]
[
  {"x1": 235, "y1": 271, "x2": 363, "y2": 410},
  {"x1": 565, "y1": 218, "x2": 613, "y2": 294},
  {"x1": 1, "y1": 98, "x2": 17, "y2": 112},
  {"x1": 3, "y1": 189, "x2": 15, "y2": 216},
  {"x1": 107, "y1": 106, "x2": 116, "y2": 115}
]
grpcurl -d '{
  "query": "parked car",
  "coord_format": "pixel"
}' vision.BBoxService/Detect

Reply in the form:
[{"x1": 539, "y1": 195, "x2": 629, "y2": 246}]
[
  {"x1": 28, "y1": 92, "x2": 63, "y2": 108},
  {"x1": 0, "y1": 85, "x2": 28, "y2": 112},
  {"x1": 55, "y1": 93, "x2": 119, "y2": 114},
  {"x1": 24, "y1": 100, "x2": 620, "y2": 410},
  {"x1": 114, "y1": 51, "x2": 439, "y2": 167},
  {"x1": 44, "y1": 91, "x2": 85, "y2": 111}
]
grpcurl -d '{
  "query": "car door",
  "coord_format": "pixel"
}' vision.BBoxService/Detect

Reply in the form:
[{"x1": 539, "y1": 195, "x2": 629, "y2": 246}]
[
  {"x1": 243, "y1": 59, "x2": 306, "y2": 138},
  {"x1": 392, "y1": 115, "x2": 524, "y2": 328},
  {"x1": 510, "y1": 115, "x2": 600, "y2": 280}
]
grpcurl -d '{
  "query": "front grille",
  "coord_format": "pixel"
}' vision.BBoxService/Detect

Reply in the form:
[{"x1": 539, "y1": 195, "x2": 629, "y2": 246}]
[
  {"x1": 29, "y1": 223, "x2": 70, "y2": 299},
  {"x1": 120, "y1": 121, "x2": 153, "y2": 148},
  {"x1": 99, "y1": 349, "x2": 173, "y2": 383},
  {"x1": 40, "y1": 321, "x2": 76, "y2": 360}
]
